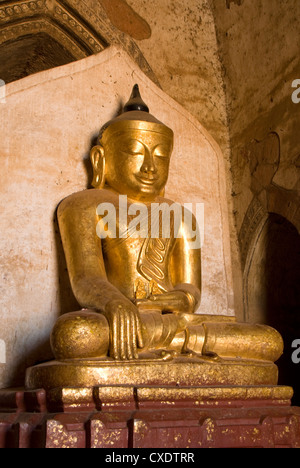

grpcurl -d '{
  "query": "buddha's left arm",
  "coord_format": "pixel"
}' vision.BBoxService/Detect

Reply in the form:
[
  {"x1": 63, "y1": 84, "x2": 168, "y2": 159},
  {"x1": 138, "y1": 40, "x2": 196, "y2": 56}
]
[{"x1": 168, "y1": 212, "x2": 202, "y2": 312}]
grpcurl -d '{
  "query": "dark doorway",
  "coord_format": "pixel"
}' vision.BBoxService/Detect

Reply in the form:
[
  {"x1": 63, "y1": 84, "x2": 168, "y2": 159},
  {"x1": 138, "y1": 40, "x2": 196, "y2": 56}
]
[{"x1": 246, "y1": 213, "x2": 300, "y2": 405}]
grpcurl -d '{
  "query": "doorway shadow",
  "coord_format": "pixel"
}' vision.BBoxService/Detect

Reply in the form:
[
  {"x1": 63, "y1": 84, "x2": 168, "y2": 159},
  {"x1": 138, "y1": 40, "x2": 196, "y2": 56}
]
[
  {"x1": 263, "y1": 214, "x2": 300, "y2": 406},
  {"x1": 246, "y1": 213, "x2": 300, "y2": 405}
]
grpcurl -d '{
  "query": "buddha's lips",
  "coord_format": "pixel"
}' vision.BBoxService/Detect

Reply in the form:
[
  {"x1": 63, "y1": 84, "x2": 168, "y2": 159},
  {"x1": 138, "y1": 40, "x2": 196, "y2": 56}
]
[{"x1": 136, "y1": 175, "x2": 158, "y2": 185}]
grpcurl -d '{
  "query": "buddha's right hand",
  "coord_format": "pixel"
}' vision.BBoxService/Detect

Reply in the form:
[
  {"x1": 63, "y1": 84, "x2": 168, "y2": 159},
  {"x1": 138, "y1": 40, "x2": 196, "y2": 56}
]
[{"x1": 103, "y1": 299, "x2": 144, "y2": 360}]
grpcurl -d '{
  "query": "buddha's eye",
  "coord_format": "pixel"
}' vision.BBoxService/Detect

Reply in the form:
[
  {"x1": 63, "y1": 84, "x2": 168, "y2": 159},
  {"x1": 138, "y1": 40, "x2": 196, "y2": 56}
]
[
  {"x1": 153, "y1": 145, "x2": 169, "y2": 158},
  {"x1": 121, "y1": 141, "x2": 144, "y2": 156}
]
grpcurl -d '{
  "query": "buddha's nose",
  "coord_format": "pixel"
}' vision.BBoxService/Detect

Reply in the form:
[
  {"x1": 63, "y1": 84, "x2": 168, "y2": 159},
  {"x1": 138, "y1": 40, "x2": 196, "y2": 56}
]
[{"x1": 140, "y1": 149, "x2": 157, "y2": 175}]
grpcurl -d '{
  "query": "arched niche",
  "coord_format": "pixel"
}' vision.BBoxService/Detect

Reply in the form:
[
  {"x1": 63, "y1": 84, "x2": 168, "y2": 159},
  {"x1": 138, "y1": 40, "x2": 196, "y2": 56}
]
[
  {"x1": 244, "y1": 212, "x2": 300, "y2": 404},
  {"x1": 0, "y1": 32, "x2": 79, "y2": 83},
  {"x1": 0, "y1": 0, "x2": 108, "y2": 83}
]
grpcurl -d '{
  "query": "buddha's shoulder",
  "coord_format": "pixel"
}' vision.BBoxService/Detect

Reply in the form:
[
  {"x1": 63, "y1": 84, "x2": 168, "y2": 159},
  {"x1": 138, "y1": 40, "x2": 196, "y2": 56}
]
[{"x1": 58, "y1": 189, "x2": 117, "y2": 214}]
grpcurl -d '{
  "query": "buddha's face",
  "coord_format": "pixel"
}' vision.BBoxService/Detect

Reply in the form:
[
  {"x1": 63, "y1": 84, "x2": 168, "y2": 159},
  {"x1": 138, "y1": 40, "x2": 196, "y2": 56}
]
[{"x1": 93, "y1": 125, "x2": 173, "y2": 201}]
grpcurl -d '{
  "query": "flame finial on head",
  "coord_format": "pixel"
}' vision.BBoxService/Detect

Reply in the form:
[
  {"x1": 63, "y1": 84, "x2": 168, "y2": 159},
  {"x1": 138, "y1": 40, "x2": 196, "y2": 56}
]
[{"x1": 123, "y1": 84, "x2": 149, "y2": 113}]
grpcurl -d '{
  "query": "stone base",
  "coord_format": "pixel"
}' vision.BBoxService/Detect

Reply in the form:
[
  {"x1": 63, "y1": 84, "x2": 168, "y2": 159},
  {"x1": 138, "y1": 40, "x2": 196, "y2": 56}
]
[
  {"x1": 0, "y1": 385, "x2": 300, "y2": 448},
  {"x1": 25, "y1": 355, "x2": 280, "y2": 390}
]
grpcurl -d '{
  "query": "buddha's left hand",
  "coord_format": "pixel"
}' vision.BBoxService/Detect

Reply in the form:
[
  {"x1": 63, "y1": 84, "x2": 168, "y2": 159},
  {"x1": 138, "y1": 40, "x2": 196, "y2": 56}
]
[{"x1": 136, "y1": 290, "x2": 193, "y2": 314}]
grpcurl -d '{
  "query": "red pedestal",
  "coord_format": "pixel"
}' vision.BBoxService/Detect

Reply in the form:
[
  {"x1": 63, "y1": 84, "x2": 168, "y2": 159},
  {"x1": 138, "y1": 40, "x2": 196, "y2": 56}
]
[{"x1": 0, "y1": 386, "x2": 300, "y2": 448}]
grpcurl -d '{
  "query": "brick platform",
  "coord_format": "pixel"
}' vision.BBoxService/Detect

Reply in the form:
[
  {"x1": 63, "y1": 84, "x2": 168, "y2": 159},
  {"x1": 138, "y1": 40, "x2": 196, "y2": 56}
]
[{"x1": 0, "y1": 386, "x2": 300, "y2": 448}]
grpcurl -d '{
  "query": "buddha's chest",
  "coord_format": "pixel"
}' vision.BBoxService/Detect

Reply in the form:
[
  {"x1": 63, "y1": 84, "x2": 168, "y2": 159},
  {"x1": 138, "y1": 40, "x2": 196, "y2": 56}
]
[{"x1": 96, "y1": 195, "x2": 177, "y2": 293}]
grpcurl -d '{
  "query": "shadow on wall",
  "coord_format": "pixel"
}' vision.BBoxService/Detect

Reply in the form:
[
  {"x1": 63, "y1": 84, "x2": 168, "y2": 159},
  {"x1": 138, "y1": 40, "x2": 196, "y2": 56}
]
[
  {"x1": 54, "y1": 102, "x2": 124, "y2": 316},
  {"x1": 8, "y1": 103, "x2": 126, "y2": 387}
]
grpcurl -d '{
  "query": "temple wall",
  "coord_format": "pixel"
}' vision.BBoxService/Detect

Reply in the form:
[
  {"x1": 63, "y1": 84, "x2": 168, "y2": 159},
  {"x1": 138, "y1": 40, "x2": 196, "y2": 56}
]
[
  {"x1": 0, "y1": 46, "x2": 234, "y2": 387},
  {"x1": 211, "y1": 0, "x2": 300, "y2": 324}
]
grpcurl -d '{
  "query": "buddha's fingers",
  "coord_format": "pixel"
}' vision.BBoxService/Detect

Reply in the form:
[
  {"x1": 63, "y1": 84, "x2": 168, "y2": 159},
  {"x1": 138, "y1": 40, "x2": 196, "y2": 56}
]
[
  {"x1": 119, "y1": 311, "x2": 126, "y2": 360},
  {"x1": 129, "y1": 313, "x2": 138, "y2": 360},
  {"x1": 121, "y1": 309, "x2": 135, "y2": 360},
  {"x1": 110, "y1": 311, "x2": 120, "y2": 360},
  {"x1": 119, "y1": 308, "x2": 140, "y2": 360},
  {"x1": 135, "y1": 313, "x2": 144, "y2": 350}
]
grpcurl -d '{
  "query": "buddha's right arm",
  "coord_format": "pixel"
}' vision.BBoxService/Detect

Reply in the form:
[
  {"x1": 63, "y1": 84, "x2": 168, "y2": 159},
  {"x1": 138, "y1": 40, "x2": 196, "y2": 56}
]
[
  {"x1": 57, "y1": 195, "x2": 131, "y2": 311},
  {"x1": 69, "y1": 276, "x2": 133, "y2": 312},
  {"x1": 57, "y1": 194, "x2": 144, "y2": 359}
]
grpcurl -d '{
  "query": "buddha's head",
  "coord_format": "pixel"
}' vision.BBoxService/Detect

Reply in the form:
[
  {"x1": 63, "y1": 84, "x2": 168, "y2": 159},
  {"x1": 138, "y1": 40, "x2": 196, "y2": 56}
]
[{"x1": 90, "y1": 84, "x2": 174, "y2": 201}]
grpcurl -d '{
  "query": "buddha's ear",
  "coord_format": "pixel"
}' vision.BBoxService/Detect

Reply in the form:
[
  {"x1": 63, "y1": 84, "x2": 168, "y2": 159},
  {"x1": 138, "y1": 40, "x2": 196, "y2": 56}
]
[{"x1": 90, "y1": 145, "x2": 105, "y2": 189}]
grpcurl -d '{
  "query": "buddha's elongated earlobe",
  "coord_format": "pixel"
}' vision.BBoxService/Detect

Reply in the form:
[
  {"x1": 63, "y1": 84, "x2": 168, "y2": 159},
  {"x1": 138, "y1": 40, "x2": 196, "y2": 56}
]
[{"x1": 90, "y1": 145, "x2": 105, "y2": 189}]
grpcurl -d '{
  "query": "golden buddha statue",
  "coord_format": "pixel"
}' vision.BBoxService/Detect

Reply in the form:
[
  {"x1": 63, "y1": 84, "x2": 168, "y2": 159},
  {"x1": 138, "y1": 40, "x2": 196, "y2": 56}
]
[{"x1": 26, "y1": 85, "x2": 284, "y2": 390}]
